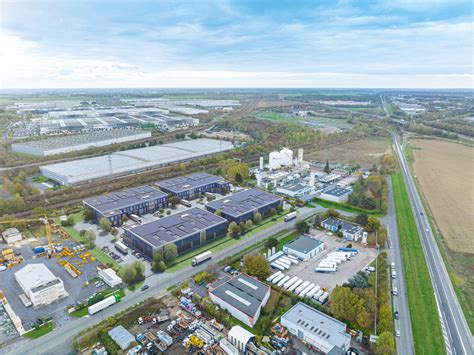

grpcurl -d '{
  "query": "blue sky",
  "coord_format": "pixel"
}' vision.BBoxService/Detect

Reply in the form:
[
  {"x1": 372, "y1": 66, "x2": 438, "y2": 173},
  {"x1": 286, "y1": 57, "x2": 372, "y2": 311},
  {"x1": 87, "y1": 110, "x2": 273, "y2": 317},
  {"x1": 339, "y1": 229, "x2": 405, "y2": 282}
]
[{"x1": 1, "y1": 0, "x2": 472, "y2": 88}]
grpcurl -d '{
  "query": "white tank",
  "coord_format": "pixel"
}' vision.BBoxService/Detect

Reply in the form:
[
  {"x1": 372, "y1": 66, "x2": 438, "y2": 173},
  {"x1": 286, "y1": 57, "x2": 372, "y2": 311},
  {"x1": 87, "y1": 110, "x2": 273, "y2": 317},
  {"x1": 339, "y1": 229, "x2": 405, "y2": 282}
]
[
  {"x1": 269, "y1": 151, "x2": 281, "y2": 170},
  {"x1": 259, "y1": 156, "x2": 264, "y2": 170},
  {"x1": 298, "y1": 148, "x2": 304, "y2": 163},
  {"x1": 362, "y1": 232, "x2": 368, "y2": 244},
  {"x1": 279, "y1": 147, "x2": 294, "y2": 166}
]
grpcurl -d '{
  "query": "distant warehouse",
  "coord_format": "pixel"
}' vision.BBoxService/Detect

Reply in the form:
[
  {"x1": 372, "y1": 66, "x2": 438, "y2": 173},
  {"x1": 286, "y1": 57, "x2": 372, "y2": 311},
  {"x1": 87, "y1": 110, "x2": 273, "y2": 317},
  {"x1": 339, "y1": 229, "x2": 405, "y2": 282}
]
[
  {"x1": 83, "y1": 185, "x2": 168, "y2": 226},
  {"x1": 122, "y1": 207, "x2": 228, "y2": 259},
  {"x1": 205, "y1": 188, "x2": 282, "y2": 223},
  {"x1": 40, "y1": 138, "x2": 233, "y2": 185},
  {"x1": 156, "y1": 172, "x2": 230, "y2": 200},
  {"x1": 11, "y1": 129, "x2": 151, "y2": 156}
]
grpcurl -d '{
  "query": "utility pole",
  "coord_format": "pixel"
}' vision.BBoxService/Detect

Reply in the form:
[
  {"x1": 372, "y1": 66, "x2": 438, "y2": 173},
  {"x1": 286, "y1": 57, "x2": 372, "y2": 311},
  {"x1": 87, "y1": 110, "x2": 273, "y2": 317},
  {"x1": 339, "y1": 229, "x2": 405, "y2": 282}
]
[{"x1": 374, "y1": 229, "x2": 379, "y2": 335}]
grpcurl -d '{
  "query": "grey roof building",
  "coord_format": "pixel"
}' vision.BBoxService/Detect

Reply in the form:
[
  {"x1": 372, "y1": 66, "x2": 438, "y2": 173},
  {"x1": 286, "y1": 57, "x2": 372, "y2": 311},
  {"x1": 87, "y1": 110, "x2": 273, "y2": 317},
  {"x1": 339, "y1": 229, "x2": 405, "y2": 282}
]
[
  {"x1": 281, "y1": 302, "x2": 351, "y2": 354},
  {"x1": 209, "y1": 273, "x2": 271, "y2": 327},
  {"x1": 156, "y1": 172, "x2": 229, "y2": 200},
  {"x1": 205, "y1": 188, "x2": 282, "y2": 223},
  {"x1": 283, "y1": 236, "x2": 324, "y2": 260},
  {"x1": 321, "y1": 217, "x2": 363, "y2": 241},
  {"x1": 108, "y1": 325, "x2": 135, "y2": 350},
  {"x1": 123, "y1": 207, "x2": 228, "y2": 259},
  {"x1": 320, "y1": 187, "x2": 352, "y2": 203}
]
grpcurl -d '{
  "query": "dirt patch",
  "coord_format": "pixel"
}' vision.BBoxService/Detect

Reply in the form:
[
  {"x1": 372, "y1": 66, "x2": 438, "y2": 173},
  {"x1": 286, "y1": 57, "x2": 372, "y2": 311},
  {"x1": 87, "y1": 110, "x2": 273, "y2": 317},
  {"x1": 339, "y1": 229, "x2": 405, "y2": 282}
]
[{"x1": 411, "y1": 139, "x2": 474, "y2": 253}]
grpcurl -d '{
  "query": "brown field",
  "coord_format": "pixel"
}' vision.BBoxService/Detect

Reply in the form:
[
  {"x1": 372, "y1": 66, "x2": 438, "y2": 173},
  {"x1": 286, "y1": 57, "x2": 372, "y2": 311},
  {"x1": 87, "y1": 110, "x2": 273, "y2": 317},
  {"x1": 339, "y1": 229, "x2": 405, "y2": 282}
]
[
  {"x1": 411, "y1": 139, "x2": 474, "y2": 253},
  {"x1": 305, "y1": 137, "x2": 391, "y2": 168}
]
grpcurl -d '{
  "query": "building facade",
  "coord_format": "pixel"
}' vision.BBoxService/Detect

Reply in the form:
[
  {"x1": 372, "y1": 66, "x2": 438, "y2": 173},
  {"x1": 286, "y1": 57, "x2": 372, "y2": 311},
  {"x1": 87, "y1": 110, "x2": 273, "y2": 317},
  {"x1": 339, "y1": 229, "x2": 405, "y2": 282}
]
[
  {"x1": 283, "y1": 236, "x2": 325, "y2": 260},
  {"x1": 319, "y1": 187, "x2": 352, "y2": 203},
  {"x1": 2, "y1": 228, "x2": 23, "y2": 244},
  {"x1": 321, "y1": 217, "x2": 363, "y2": 241}
]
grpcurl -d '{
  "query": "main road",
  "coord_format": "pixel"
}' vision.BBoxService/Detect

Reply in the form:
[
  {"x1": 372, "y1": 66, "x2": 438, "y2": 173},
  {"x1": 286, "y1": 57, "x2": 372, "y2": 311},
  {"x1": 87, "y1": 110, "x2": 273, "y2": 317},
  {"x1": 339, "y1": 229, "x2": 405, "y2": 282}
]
[
  {"x1": 393, "y1": 135, "x2": 473, "y2": 355},
  {"x1": 2, "y1": 207, "x2": 318, "y2": 355}
]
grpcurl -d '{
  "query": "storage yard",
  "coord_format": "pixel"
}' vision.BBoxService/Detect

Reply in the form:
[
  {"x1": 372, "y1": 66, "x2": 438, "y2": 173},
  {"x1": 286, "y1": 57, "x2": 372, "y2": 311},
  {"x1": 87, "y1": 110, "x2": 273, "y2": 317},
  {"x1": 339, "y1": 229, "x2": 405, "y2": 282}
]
[
  {"x1": 40, "y1": 138, "x2": 234, "y2": 185},
  {"x1": 11, "y1": 129, "x2": 151, "y2": 156}
]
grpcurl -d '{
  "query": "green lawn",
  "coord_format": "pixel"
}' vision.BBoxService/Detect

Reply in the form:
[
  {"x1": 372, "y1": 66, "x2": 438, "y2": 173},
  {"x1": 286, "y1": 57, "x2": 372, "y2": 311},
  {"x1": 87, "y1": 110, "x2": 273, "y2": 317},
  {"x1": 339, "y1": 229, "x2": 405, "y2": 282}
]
[
  {"x1": 312, "y1": 198, "x2": 384, "y2": 216},
  {"x1": 392, "y1": 173, "x2": 445, "y2": 354},
  {"x1": 24, "y1": 322, "x2": 53, "y2": 339}
]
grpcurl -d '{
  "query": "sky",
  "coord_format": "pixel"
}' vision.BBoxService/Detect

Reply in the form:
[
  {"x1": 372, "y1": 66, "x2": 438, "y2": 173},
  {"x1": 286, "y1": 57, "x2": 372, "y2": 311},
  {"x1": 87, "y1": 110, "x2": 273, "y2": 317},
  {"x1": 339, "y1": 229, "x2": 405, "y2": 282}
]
[{"x1": 0, "y1": 0, "x2": 472, "y2": 89}]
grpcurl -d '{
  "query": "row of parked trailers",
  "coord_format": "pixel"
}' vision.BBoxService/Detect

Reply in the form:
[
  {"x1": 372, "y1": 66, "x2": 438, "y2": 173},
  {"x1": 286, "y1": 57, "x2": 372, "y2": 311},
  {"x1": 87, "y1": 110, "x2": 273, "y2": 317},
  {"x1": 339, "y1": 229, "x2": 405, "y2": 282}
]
[
  {"x1": 270, "y1": 254, "x2": 299, "y2": 271},
  {"x1": 266, "y1": 272, "x2": 329, "y2": 303},
  {"x1": 315, "y1": 248, "x2": 358, "y2": 273}
]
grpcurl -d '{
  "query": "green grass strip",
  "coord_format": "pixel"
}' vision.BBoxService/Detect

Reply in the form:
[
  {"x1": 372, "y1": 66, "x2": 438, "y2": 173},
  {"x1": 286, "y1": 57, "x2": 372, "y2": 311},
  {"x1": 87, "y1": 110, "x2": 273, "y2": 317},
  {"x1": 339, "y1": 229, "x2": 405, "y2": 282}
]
[{"x1": 24, "y1": 321, "x2": 53, "y2": 339}]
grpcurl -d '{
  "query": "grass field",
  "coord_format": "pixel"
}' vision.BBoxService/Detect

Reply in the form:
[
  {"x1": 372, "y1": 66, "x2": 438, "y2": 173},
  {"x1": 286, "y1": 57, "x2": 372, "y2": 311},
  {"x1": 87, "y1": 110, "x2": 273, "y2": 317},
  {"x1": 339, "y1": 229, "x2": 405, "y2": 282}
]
[
  {"x1": 305, "y1": 137, "x2": 391, "y2": 168},
  {"x1": 24, "y1": 321, "x2": 53, "y2": 339},
  {"x1": 312, "y1": 197, "x2": 385, "y2": 216},
  {"x1": 392, "y1": 173, "x2": 445, "y2": 354}
]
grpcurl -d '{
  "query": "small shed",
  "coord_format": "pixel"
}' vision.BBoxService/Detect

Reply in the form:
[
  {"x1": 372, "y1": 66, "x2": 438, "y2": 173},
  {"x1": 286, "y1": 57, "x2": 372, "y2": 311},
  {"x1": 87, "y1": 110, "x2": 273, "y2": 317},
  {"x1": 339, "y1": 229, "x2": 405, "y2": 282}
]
[
  {"x1": 108, "y1": 325, "x2": 135, "y2": 350},
  {"x1": 2, "y1": 228, "x2": 22, "y2": 244}
]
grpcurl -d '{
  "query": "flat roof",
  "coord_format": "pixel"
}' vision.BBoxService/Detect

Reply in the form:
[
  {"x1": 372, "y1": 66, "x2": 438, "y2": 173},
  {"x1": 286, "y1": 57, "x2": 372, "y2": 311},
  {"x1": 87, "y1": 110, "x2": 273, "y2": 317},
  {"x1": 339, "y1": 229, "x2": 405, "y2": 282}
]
[
  {"x1": 15, "y1": 264, "x2": 60, "y2": 292},
  {"x1": 83, "y1": 185, "x2": 167, "y2": 216},
  {"x1": 124, "y1": 207, "x2": 227, "y2": 248},
  {"x1": 284, "y1": 236, "x2": 323, "y2": 254},
  {"x1": 156, "y1": 173, "x2": 226, "y2": 194},
  {"x1": 40, "y1": 138, "x2": 233, "y2": 184},
  {"x1": 282, "y1": 302, "x2": 351, "y2": 350},
  {"x1": 210, "y1": 273, "x2": 270, "y2": 317},
  {"x1": 322, "y1": 217, "x2": 362, "y2": 234},
  {"x1": 322, "y1": 187, "x2": 351, "y2": 197},
  {"x1": 108, "y1": 325, "x2": 135, "y2": 350},
  {"x1": 278, "y1": 181, "x2": 311, "y2": 193},
  {"x1": 206, "y1": 188, "x2": 282, "y2": 217}
]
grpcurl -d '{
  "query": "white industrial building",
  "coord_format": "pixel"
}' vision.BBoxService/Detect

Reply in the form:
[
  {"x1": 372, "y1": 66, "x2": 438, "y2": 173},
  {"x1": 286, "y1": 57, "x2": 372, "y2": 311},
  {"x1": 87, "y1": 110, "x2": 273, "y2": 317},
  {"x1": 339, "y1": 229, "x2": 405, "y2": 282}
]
[
  {"x1": 281, "y1": 302, "x2": 351, "y2": 354},
  {"x1": 2, "y1": 228, "x2": 22, "y2": 244},
  {"x1": 98, "y1": 268, "x2": 123, "y2": 288},
  {"x1": 283, "y1": 236, "x2": 324, "y2": 260},
  {"x1": 228, "y1": 326, "x2": 256, "y2": 353},
  {"x1": 320, "y1": 187, "x2": 352, "y2": 203},
  {"x1": 11, "y1": 130, "x2": 151, "y2": 156},
  {"x1": 276, "y1": 180, "x2": 317, "y2": 201},
  {"x1": 15, "y1": 264, "x2": 68, "y2": 308}
]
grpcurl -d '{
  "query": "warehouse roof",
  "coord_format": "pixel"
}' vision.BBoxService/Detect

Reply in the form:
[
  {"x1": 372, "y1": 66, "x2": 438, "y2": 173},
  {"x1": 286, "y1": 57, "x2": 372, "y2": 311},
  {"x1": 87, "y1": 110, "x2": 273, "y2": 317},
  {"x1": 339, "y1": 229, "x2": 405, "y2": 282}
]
[
  {"x1": 284, "y1": 236, "x2": 323, "y2": 254},
  {"x1": 209, "y1": 273, "x2": 270, "y2": 317},
  {"x1": 322, "y1": 187, "x2": 351, "y2": 197},
  {"x1": 15, "y1": 264, "x2": 61, "y2": 292},
  {"x1": 83, "y1": 185, "x2": 167, "y2": 216},
  {"x1": 156, "y1": 173, "x2": 227, "y2": 194},
  {"x1": 322, "y1": 217, "x2": 362, "y2": 234},
  {"x1": 282, "y1": 302, "x2": 351, "y2": 351},
  {"x1": 206, "y1": 188, "x2": 282, "y2": 217},
  {"x1": 124, "y1": 207, "x2": 227, "y2": 248},
  {"x1": 40, "y1": 139, "x2": 234, "y2": 185},
  {"x1": 108, "y1": 325, "x2": 135, "y2": 350}
]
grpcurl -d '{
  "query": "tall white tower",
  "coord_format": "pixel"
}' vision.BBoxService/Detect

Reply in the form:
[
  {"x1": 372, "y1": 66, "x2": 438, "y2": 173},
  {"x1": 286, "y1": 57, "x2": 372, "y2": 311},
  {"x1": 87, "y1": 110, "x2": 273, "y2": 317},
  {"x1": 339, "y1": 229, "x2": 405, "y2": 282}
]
[
  {"x1": 259, "y1": 156, "x2": 264, "y2": 170},
  {"x1": 298, "y1": 148, "x2": 304, "y2": 164}
]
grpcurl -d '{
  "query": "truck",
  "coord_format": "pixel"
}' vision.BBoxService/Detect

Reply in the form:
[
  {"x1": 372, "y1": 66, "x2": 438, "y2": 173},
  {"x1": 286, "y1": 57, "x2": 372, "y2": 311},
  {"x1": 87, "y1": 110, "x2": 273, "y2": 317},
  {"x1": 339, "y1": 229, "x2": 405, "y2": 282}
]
[
  {"x1": 114, "y1": 241, "x2": 128, "y2": 255},
  {"x1": 294, "y1": 281, "x2": 310, "y2": 294},
  {"x1": 315, "y1": 266, "x2": 337, "y2": 273},
  {"x1": 88, "y1": 294, "x2": 119, "y2": 315},
  {"x1": 313, "y1": 289, "x2": 324, "y2": 300},
  {"x1": 306, "y1": 285, "x2": 320, "y2": 298},
  {"x1": 192, "y1": 251, "x2": 212, "y2": 266},
  {"x1": 283, "y1": 276, "x2": 299, "y2": 289},
  {"x1": 271, "y1": 262, "x2": 285, "y2": 271},
  {"x1": 272, "y1": 273, "x2": 286, "y2": 284},
  {"x1": 277, "y1": 275, "x2": 291, "y2": 287},
  {"x1": 319, "y1": 292, "x2": 330, "y2": 303},
  {"x1": 130, "y1": 214, "x2": 142, "y2": 223},
  {"x1": 157, "y1": 330, "x2": 173, "y2": 347},
  {"x1": 284, "y1": 212, "x2": 297, "y2": 222},
  {"x1": 288, "y1": 279, "x2": 303, "y2": 292},
  {"x1": 266, "y1": 271, "x2": 283, "y2": 282},
  {"x1": 298, "y1": 283, "x2": 315, "y2": 297}
]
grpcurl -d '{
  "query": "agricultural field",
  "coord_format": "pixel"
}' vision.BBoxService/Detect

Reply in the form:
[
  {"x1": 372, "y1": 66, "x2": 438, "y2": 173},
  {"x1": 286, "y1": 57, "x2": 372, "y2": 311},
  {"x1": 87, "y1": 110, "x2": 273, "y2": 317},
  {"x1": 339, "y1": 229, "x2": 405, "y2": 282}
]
[
  {"x1": 305, "y1": 137, "x2": 391, "y2": 167},
  {"x1": 409, "y1": 138, "x2": 474, "y2": 331}
]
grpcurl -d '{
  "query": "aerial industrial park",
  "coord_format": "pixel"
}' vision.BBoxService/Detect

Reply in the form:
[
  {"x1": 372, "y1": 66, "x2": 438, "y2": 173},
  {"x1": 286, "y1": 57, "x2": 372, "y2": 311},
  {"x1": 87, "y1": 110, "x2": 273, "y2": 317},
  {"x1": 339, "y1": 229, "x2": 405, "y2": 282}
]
[{"x1": 0, "y1": 1, "x2": 473, "y2": 355}]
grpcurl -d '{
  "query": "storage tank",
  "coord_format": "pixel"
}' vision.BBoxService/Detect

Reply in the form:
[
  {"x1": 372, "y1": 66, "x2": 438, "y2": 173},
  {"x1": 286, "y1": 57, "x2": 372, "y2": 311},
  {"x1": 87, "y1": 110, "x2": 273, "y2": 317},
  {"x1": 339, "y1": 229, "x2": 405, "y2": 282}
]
[
  {"x1": 279, "y1": 147, "x2": 294, "y2": 166},
  {"x1": 298, "y1": 148, "x2": 304, "y2": 164},
  {"x1": 269, "y1": 151, "x2": 281, "y2": 170}
]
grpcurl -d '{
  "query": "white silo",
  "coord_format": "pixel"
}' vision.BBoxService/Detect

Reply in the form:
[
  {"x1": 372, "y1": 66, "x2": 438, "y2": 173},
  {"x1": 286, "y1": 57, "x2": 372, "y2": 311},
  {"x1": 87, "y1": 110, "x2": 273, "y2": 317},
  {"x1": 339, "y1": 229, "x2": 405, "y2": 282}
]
[
  {"x1": 256, "y1": 170, "x2": 263, "y2": 187},
  {"x1": 259, "y1": 156, "x2": 264, "y2": 170},
  {"x1": 310, "y1": 172, "x2": 316, "y2": 186},
  {"x1": 362, "y1": 232, "x2": 368, "y2": 244},
  {"x1": 298, "y1": 148, "x2": 304, "y2": 164},
  {"x1": 279, "y1": 147, "x2": 294, "y2": 166},
  {"x1": 269, "y1": 151, "x2": 281, "y2": 170}
]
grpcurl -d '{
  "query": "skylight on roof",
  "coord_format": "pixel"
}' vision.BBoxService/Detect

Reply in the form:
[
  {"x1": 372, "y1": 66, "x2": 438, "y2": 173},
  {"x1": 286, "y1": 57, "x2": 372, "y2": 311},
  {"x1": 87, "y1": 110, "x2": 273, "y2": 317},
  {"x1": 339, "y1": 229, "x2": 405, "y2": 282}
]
[{"x1": 225, "y1": 290, "x2": 251, "y2": 307}]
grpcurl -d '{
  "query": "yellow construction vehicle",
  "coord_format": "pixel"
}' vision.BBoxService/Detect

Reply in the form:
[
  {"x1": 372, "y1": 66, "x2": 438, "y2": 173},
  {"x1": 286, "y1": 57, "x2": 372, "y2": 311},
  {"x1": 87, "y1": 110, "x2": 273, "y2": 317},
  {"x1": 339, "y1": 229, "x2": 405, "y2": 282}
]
[{"x1": 186, "y1": 335, "x2": 204, "y2": 349}]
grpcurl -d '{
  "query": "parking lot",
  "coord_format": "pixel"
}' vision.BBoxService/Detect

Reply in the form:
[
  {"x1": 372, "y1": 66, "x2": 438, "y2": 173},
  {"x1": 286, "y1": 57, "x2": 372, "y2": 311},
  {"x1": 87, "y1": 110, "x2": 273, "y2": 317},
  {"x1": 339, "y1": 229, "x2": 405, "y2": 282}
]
[{"x1": 283, "y1": 229, "x2": 377, "y2": 292}]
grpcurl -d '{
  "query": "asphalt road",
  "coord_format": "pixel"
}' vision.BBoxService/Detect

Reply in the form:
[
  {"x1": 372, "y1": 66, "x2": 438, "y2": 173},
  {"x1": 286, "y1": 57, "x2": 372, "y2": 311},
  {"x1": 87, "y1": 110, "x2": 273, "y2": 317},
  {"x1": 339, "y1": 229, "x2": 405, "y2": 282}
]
[
  {"x1": 2, "y1": 207, "x2": 317, "y2": 355},
  {"x1": 382, "y1": 177, "x2": 415, "y2": 355},
  {"x1": 393, "y1": 135, "x2": 473, "y2": 355}
]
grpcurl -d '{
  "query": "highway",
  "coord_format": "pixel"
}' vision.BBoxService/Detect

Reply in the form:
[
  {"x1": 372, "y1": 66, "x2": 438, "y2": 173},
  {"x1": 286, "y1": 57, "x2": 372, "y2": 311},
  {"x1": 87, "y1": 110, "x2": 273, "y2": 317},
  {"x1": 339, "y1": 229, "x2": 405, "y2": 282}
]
[
  {"x1": 2, "y1": 207, "x2": 317, "y2": 355},
  {"x1": 393, "y1": 135, "x2": 473, "y2": 355}
]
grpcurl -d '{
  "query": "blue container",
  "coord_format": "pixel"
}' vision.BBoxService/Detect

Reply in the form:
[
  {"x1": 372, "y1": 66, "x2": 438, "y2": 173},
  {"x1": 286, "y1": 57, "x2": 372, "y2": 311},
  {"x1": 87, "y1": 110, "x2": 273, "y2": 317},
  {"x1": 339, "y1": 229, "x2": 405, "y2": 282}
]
[{"x1": 34, "y1": 247, "x2": 46, "y2": 254}]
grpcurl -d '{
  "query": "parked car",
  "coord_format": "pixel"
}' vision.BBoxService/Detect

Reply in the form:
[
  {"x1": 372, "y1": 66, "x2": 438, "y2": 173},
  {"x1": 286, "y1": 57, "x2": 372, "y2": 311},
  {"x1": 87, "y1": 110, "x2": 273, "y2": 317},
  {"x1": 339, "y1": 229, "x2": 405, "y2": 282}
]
[
  {"x1": 141, "y1": 285, "x2": 149, "y2": 291},
  {"x1": 396, "y1": 330, "x2": 400, "y2": 337},
  {"x1": 394, "y1": 311, "x2": 400, "y2": 320}
]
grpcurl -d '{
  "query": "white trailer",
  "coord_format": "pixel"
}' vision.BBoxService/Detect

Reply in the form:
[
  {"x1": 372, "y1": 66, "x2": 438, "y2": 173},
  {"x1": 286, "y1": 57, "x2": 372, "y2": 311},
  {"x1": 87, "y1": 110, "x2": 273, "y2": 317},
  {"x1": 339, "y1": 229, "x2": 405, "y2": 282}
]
[
  {"x1": 286, "y1": 255, "x2": 299, "y2": 261},
  {"x1": 266, "y1": 271, "x2": 282, "y2": 282},
  {"x1": 313, "y1": 289, "x2": 324, "y2": 300},
  {"x1": 319, "y1": 292, "x2": 330, "y2": 303},
  {"x1": 288, "y1": 279, "x2": 303, "y2": 292},
  {"x1": 273, "y1": 261, "x2": 290, "y2": 270},
  {"x1": 299, "y1": 283, "x2": 315, "y2": 297},
  {"x1": 88, "y1": 295, "x2": 117, "y2": 315},
  {"x1": 277, "y1": 275, "x2": 291, "y2": 287},
  {"x1": 324, "y1": 258, "x2": 342, "y2": 265},
  {"x1": 315, "y1": 266, "x2": 337, "y2": 273},
  {"x1": 272, "y1": 273, "x2": 286, "y2": 284},
  {"x1": 295, "y1": 281, "x2": 310, "y2": 294},
  {"x1": 270, "y1": 263, "x2": 285, "y2": 271},
  {"x1": 275, "y1": 258, "x2": 291, "y2": 268},
  {"x1": 280, "y1": 256, "x2": 297, "y2": 265},
  {"x1": 192, "y1": 251, "x2": 212, "y2": 266},
  {"x1": 283, "y1": 276, "x2": 299, "y2": 289},
  {"x1": 306, "y1": 285, "x2": 321, "y2": 299},
  {"x1": 319, "y1": 261, "x2": 337, "y2": 268},
  {"x1": 327, "y1": 253, "x2": 348, "y2": 260}
]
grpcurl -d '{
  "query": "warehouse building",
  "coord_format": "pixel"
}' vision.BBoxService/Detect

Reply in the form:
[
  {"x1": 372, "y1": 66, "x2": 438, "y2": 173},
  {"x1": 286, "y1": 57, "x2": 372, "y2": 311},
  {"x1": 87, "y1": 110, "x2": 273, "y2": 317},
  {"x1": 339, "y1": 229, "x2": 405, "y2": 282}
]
[
  {"x1": 83, "y1": 185, "x2": 168, "y2": 226},
  {"x1": 276, "y1": 180, "x2": 317, "y2": 201},
  {"x1": 98, "y1": 268, "x2": 123, "y2": 288},
  {"x1": 205, "y1": 188, "x2": 282, "y2": 224},
  {"x1": 320, "y1": 187, "x2": 352, "y2": 203},
  {"x1": 209, "y1": 273, "x2": 271, "y2": 327},
  {"x1": 40, "y1": 138, "x2": 234, "y2": 185},
  {"x1": 321, "y1": 217, "x2": 363, "y2": 241},
  {"x1": 281, "y1": 302, "x2": 351, "y2": 354},
  {"x1": 156, "y1": 173, "x2": 230, "y2": 200},
  {"x1": 108, "y1": 325, "x2": 135, "y2": 351},
  {"x1": 11, "y1": 129, "x2": 151, "y2": 156},
  {"x1": 283, "y1": 236, "x2": 324, "y2": 260},
  {"x1": 15, "y1": 264, "x2": 68, "y2": 308},
  {"x1": 122, "y1": 207, "x2": 228, "y2": 259}
]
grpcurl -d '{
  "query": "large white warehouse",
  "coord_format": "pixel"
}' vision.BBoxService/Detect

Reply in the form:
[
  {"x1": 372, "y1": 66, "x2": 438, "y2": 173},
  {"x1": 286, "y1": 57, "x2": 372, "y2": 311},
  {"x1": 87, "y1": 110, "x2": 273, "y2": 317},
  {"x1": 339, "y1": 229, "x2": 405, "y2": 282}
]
[
  {"x1": 15, "y1": 264, "x2": 68, "y2": 308},
  {"x1": 40, "y1": 138, "x2": 234, "y2": 185}
]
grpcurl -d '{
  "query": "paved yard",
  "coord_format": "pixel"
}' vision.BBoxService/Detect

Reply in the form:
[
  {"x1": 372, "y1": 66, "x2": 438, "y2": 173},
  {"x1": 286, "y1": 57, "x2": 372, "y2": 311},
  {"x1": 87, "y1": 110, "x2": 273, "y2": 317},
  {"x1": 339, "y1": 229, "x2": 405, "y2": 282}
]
[{"x1": 282, "y1": 229, "x2": 377, "y2": 292}]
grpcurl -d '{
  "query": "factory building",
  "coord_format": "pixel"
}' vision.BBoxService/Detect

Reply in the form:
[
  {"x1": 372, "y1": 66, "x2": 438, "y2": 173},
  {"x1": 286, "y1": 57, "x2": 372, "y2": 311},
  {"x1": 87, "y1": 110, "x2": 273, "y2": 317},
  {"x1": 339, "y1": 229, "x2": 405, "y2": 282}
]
[
  {"x1": 281, "y1": 302, "x2": 351, "y2": 354},
  {"x1": 15, "y1": 264, "x2": 68, "y2": 308},
  {"x1": 205, "y1": 188, "x2": 282, "y2": 224},
  {"x1": 321, "y1": 217, "x2": 363, "y2": 241},
  {"x1": 283, "y1": 236, "x2": 325, "y2": 260},
  {"x1": 40, "y1": 138, "x2": 234, "y2": 185},
  {"x1": 83, "y1": 185, "x2": 168, "y2": 226},
  {"x1": 122, "y1": 207, "x2": 228, "y2": 259},
  {"x1": 156, "y1": 173, "x2": 230, "y2": 200},
  {"x1": 320, "y1": 187, "x2": 352, "y2": 203},
  {"x1": 276, "y1": 180, "x2": 317, "y2": 201},
  {"x1": 209, "y1": 274, "x2": 271, "y2": 327},
  {"x1": 11, "y1": 129, "x2": 151, "y2": 156},
  {"x1": 98, "y1": 268, "x2": 123, "y2": 288}
]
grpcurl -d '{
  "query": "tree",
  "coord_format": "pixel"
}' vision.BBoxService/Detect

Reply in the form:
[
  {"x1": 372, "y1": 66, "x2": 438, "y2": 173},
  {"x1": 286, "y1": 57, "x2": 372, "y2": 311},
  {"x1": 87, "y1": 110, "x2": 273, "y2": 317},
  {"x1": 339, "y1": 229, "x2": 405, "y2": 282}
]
[
  {"x1": 235, "y1": 172, "x2": 243, "y2": 184},
  {"x1": 99, "y1": 217, "x2": 112, "y2": 232},
  {"x1": 120, "y1": 261, "x2": 145, "y2": 285},
  {"x1": 242, "y1": 254, "x2": 271, "y2": 281},
  {"x1": 264, "y1": 237, "x2": 278, "y2": 250},
  {"x1": 324, "y1": 159, "x2": 331, "y2": 173},
  {"x1": 245, "y1": 219, "x2": 253, "y2": 231},
  {"x1": 239, "y1": 221, "x2": 246, "y2": 234},
  {"x1": 163, "y1": 243, "x2": 178, "y2": 263},
  {"x1": 366, "y1": 216, "x2": 381, "y2": 232},
  {"x1": 330, "y1": 286, "x2": 366, "y2": 324},
  {"x1": 31, "y1": 207, "x2": 46, "y2": 219},
  {"x1": 269, "y1": 208, "x2": 277, "y2": 217},
  {"x1": 83, "y1": 208, "x2": 95, "y2": 221},
  {"x1": 375, "y1": 331, "x2": 395, "y2": 355},
  {"x1": 323, "y1": 208, "x2": 340, "y2": 219},
  {"x1": 214, "y1": 209, "x2": 222, "y2": 217},
  {"x1": 355, "y1": 213, "x2": 369, "y2": 226},
  {"x1": 152, "y1": 254, "x2": 166, "y2": 273},
  {"x1": 228, "y1": 221, "x2": 241, "y2": 237},
  {"x1": 253, "y1": 212, "x2": 262, "y2": 224},
  {"x1": 295, "y1": 220, "x2": 310, "y2": 234},
  {"x1": 66, "y1": 214, "x2": 75, "y2": 226},
  {"x1": 168, "y1": 195, "x2": 179, "y2": 208},
  {"x1": 83, "y1": 230, "x2": 96, "y2": 249}
]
